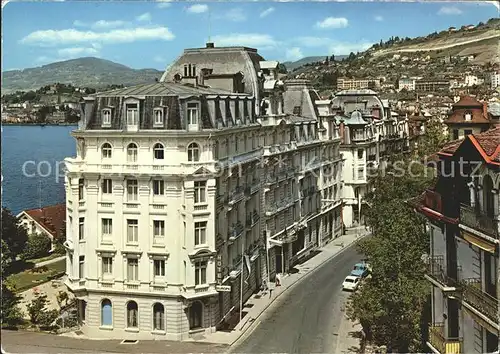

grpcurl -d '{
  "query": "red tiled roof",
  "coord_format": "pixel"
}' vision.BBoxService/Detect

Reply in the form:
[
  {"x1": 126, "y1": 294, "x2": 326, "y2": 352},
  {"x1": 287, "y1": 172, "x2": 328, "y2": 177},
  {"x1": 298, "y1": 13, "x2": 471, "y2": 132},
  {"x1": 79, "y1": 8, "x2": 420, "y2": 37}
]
[
  {"x1": 445, "y1": 108, "x2": 490, "y2": 124},
  {"x1": 23, "y1": 203, "x2": 66, "y2": 240},
  {"x1": 452, "y1": 95, "x2": 483, "y2": 108},
  {"x1": 438, "y1": 127, "x2": 500, "y2": 164}
]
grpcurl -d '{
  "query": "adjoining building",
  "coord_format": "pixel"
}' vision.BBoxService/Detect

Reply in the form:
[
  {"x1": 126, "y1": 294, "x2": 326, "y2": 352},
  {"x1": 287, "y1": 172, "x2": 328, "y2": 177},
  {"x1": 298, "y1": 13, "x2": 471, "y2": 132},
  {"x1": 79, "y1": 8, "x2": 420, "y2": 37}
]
[
  {"x1": 63, "y1": 44, "x2": 343, "y2": 340},
  {"x1": 17, "y1": 203, "x2": 66, "y2": 251},
  {"x1": 415, "y1": 79, "x2": 451, "y2": 93},
  {"x1": 330, "y1": 89, "x2": 409, "y2": 227},
  {"x1": 444, "y1": 96, "x2": 492, "y2": 141},
  {"x1": 337, "y1": 78, "x2": 381, "y2": 91},
  {"x1": 410, "y1": 128, "x2": 500, "y2": 354}
]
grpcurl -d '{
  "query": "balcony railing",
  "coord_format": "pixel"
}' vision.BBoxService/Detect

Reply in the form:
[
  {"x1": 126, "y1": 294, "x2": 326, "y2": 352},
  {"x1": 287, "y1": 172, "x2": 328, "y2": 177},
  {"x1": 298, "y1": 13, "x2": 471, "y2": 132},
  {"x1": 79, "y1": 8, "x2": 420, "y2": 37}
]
[
  {"x1": 429, "y1": 323, "x2": 462, "y2": 354},
  {"x1": 427, "y1": 256, "x2": 460, "y2": 289},
  {"x1": 229, "y1": 221, "x2": 244, "y2": 242},
  {"x1": 246, "y1": 211, "x2": 260, "y2": 229},
  {"x1": 228, "y1": 186, "x2": 245, "y2": 205},
  {"x1": 461, "y1": 278, "x2": 499, "y2": 324},
  {"x1": 266, "y1": 197, "x2": 294, "y2": 216},
  {"x1": 460, "y1": 204, "x2": 499, "y2": 239}
]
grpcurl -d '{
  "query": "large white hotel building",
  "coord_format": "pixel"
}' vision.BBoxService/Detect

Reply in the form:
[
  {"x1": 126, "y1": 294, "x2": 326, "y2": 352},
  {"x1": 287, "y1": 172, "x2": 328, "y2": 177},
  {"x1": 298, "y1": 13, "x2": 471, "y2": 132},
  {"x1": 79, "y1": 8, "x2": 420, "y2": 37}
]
[{"x1": 63, "y1": 44, "x2": 344, "y2": 340}]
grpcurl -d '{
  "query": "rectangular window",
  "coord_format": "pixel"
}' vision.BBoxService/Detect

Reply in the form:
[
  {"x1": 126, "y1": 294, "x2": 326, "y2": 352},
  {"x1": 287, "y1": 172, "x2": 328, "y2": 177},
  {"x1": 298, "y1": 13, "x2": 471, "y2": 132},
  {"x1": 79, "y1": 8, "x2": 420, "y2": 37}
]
[
  {"x1": 102, "y1": 257, "x2": 113, "y2": 276},
  {"x1": 102, "y1": 179, "x2": 112, "y2": 194},
  {"x1": 154, "y1": 108, "x2": 164, "y2": 126},
  {"x1": 153, "y1": 180, "x2": 164, "y2": 196},
  {"x1": 194, "y1": 221, "x2": 207, "y2": 245},
  {"x1": 127, "y1": 219, "x2": 139, "y2": 243},
  {"x1": 102, "y1": 218, "x2": 112, "y2": 238},
  {"x1": 102, "y1": 109, "x2": 111, "y2": 125},
  {"x1": 154, "y1": 259, "x2": 165, "y2": 278},
  {"x1": 78, "y1": 178, "x2": 84, "y2": 200},
  {"x1": 194, "y1": 181, "x2": 206, "y2": 204},
  {"x1": 127, "y1": 258, "x2": 139, "y2": 281},
  {"x1": 357, "y1": 149, "x2": 363, "y2": 159},
  {"x1": 79, "y1": 217, "x2": 85, "y2": 240},
  {"x1": 453, "y1": 129, "x2": 459, "y2": 140},
  {"x1": 187, "y1": 103, "x2": 199, "y2": 125},
  {"x1": 195, "y1": 260, "x2": 207, "y2": 285},
  {"x1": 127, "y1": 180, "x2": 138, "y2": 201},
  {"x1": 126, "y1": 103, "x2": 138, "y2": 126},
  {"x1": 153, "y1": 220, "x2": 165, "y2": 241},
  {"x1": 79, "y1": 256, "x2": 85, "y2": 278}
]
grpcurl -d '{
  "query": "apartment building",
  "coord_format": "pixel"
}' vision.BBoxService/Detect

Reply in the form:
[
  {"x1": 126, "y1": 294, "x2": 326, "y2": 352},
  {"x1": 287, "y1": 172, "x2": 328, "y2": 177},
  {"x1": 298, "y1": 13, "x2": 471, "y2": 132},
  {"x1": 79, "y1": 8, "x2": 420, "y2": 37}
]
[
  {"x1": 330, "y1": 89, "x2": 409, "y2": 227},
  {"x1": 445, "y1": 96, "x2": 492, "y2": 141},
  {"x1": 415, "y1": 80, "x2": 451, "y2": 93},
  {"x1": 410, "y1": 128, "x2": 500, "y2": 354},
  {"x1": 63, "y1": 44, "x2": 343, "y2": 340},
  {"x1": 337, "y1": 78, "x2": 381, "y2": 91}
]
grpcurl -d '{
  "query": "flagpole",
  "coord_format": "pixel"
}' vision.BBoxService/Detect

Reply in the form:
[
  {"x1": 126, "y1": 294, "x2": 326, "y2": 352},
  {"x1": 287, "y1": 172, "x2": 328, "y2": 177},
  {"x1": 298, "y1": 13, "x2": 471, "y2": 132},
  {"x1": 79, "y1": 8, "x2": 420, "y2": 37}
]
[{"x1": 239, "y1": 237, "x2": 244, "y2": 327}]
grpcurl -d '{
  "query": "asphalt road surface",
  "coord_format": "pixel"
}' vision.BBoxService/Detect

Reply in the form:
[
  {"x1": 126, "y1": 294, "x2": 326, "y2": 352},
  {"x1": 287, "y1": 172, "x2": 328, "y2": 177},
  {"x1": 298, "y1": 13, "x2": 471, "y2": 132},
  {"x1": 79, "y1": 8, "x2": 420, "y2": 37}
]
[{"x1": 232, "y1": 245, "x2": 362, "y2": 353}]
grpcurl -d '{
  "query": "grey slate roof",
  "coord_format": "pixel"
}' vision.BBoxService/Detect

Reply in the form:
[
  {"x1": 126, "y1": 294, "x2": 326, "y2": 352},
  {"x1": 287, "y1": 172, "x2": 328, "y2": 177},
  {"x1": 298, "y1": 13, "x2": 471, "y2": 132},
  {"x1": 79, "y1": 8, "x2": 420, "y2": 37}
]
[
  {"x1": 344, "y1": 111, "x2": 368, "y2": 125},
  {"x1": 92, "y1": 82, "x2": 246, "y2": 98}
]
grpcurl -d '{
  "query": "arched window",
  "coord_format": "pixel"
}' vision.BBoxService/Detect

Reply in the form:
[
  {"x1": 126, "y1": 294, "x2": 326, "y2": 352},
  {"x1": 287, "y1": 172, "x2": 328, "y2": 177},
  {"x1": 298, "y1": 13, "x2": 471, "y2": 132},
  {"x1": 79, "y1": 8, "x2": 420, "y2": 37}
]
[
  {"x1": 127, "y1": 143, "x2": 138, "y2": 163},
  {"x1": 153, "y1": 143, "x2": 164, "y2": 160},
  {"x1": 187, "y1": 143, "x2": 200, "y2": 162},
  {"x1": 126, "y1": 301, "x2": 138, "y2": 328},
  {"x1": 153, "y1": 303, "x2": 165, "y2": 331},
  {"x1": 189, "y1": 301, "x2": 203, "y2": 329},
  {"x1": 102, "y1": 143, "x2": 112, "y2": 159},
  {"x1": 483, "y1": 175, "x2": 494, "y2": 217},
  {"x1": 101, "y1": 299, "x2": 112, "y2": 326}
]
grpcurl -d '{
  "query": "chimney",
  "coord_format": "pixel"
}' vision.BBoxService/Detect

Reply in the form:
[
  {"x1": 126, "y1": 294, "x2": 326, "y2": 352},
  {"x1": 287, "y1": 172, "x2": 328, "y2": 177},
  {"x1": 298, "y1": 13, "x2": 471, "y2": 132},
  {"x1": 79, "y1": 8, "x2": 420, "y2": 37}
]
[{"x1": 206, "y1": 42, "x2": 214, "y2": 48}]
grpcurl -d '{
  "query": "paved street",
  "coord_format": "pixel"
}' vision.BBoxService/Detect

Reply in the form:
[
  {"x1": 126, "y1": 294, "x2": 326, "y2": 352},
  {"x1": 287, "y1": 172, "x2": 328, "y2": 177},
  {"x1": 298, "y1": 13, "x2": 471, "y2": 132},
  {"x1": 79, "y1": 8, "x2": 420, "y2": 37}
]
[
  {"x1": 231, "y1": 245, "x2": 363, "y2": 353},
  {"x1": 1, "y1": 330, "x2": 227, "y2": 353}
]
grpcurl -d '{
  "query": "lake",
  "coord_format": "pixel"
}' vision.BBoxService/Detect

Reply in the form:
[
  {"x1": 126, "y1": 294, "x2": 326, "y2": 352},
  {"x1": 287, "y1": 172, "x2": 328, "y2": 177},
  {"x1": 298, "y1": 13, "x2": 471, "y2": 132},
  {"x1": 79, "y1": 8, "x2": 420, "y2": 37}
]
[{"x1": 1, "y1": 125, "x2": 77, "y2": 215}]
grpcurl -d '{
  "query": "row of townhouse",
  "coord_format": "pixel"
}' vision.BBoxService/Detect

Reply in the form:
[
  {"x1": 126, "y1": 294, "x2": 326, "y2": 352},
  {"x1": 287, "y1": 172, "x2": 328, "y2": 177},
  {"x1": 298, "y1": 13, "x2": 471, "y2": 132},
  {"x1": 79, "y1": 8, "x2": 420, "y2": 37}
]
[
  {"x1": 62, "y1": 43, "x2": 409, "y2": 340},
  {"x1": 410, "y1": 127, "x2": 500, "y2": 354}
]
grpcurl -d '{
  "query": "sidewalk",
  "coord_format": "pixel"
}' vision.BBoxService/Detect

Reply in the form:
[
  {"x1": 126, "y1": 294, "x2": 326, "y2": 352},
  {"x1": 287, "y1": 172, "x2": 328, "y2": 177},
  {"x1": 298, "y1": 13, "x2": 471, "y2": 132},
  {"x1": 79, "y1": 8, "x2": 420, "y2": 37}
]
[
  {"x1": 190, "y1": 229, "x2": 369, "y2": 345},
  {"x1": 35, "y1": 255, "x2": 66, "y2": 267}
]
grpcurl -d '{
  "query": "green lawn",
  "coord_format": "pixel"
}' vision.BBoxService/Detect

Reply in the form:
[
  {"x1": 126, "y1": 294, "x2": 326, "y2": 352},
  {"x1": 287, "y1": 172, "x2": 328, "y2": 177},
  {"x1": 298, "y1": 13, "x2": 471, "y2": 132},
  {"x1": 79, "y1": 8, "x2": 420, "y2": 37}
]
[{"x1": 6, "y1": 259, "x2": 66, "y2": 293}]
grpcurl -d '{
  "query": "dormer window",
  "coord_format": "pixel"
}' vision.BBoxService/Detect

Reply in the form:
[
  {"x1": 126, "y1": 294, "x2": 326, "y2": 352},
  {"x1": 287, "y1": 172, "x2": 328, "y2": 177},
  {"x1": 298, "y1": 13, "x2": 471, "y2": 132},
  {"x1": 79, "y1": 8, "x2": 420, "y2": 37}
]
[
  {"x1": 187, "y1": 102, "x2": 199, "y2": 131},
  {"x1": 464, "y1": 111, "x2": 472, "y2": 121},
  {"x1": 126, "y1": 103, "x2": 138, "y2": 127},
  {"x1": 102, "y1": 109, "x2": 112, "y2": 127},
  {"x1": 154, "y1": 108, "x2": 165, "y2": 127}
]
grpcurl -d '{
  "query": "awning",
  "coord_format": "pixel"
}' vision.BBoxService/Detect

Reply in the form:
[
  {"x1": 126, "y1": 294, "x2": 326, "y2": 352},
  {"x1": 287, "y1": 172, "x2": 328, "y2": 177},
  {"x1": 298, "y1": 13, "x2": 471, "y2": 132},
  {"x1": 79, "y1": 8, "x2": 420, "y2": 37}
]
[
  {"x1": 461, "y1": 231, "x2": 496, "y2": 254},
  {"x1": 181, "y1": 290, "x2": 218, "y2": 300}
]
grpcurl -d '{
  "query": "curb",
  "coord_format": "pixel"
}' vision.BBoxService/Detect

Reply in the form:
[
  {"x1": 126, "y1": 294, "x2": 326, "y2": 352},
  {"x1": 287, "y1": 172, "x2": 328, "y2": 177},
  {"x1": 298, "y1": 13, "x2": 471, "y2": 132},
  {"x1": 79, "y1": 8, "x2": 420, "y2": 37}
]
[{"x1": 226, "y1": 234, "x2": 366, "y2": 352}]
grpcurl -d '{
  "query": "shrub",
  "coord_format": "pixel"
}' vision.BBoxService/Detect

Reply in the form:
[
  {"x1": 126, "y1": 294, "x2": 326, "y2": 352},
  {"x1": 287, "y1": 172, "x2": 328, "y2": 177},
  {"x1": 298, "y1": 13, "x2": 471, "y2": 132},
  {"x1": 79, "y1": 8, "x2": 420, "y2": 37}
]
[{"x1": 21, "y1": 233, "x2": 52, "y2": 260}]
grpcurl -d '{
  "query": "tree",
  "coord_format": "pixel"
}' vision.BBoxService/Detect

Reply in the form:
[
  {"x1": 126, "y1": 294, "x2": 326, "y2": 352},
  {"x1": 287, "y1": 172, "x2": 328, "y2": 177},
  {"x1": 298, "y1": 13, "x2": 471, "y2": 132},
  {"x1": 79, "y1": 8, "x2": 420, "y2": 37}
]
[
  {"x1": 1, "y1": 208, "x2": 29, "y2": 265},
  {"x1": 26, "y1": 291, "x2": 59, "y2": 330},
  {"x1": 21, "y1": 233, "x2": 52, "y2": 260},
  {"x1": 346, "y1": 157, "x2": 435, "y2": 352},
  {"x1": 330, "y1": 54, "x2": 335, "y2": 62},
  {"x1": 1, "y1": 282, "x2": 24, "y2": 328},
  {"x1": 418, "y1": 117, "x2": 448, "y2": 158},
  {"x1": 278, "y1": 63, "x2": 287, "y2": 74},
  {"x1": 348, "y1": 52, "x2": 356, "y2": 61}
]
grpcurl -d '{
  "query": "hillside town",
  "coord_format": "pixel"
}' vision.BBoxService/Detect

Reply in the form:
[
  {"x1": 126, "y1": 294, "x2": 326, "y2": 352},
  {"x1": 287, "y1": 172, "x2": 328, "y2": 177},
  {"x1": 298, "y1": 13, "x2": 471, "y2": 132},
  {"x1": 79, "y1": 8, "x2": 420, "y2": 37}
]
[{"x1": 1, "y1": 7, "x2": 500, "y2": 354}]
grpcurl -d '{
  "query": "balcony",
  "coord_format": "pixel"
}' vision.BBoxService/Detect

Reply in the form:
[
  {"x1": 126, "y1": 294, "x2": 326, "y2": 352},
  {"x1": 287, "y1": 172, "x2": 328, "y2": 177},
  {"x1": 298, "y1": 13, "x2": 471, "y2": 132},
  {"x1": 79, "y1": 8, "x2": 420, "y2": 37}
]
[
  {"x1": 229, "y1": 221, "x2": 244, "y2": 242},
  {"x1": 228, "y1": 186, "x2": 245, "y2": 205},
  {"x1": 246, "y1": 211, "x2": 260, "y2": 229},
  {"x1": 245, "y1": 179, "x2": 260, "y2": 195},
  {"x1": 460, "y1": 204, "x2": 499, "y2": 239},
  {"x1": 426, "y1": 256, "x2": 460, "y2": 291},
  {"x1": 428, "y1": 323, "x2": 462, "y2": 354},
  {"x1": 263, "y1": 142, "x2": 297, "y2": 156},
  {"x1": 265, "y1": 197, "x2": 295, "y2": 216},
  {"x1": 461, "y1": 278, "x2": 499, "y2": 324},
  {"x1": 218, "y1": 148, "x2": 262, "y2": 169}
]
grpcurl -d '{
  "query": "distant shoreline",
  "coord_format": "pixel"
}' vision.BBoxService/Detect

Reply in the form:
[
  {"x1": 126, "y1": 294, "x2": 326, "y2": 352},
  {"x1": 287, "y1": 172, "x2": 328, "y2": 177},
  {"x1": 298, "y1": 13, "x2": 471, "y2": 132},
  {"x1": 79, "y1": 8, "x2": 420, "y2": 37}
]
[{"x1": 1, "y1": 122, "x2": 78, "y2": 126}]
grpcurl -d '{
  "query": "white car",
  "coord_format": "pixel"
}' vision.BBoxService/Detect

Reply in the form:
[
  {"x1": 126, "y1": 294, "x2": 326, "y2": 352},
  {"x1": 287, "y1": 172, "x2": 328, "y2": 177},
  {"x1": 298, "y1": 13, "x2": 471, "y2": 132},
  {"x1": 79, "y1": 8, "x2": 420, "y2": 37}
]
[{"x1": 342, "y1": 275, "x2": 360, "y2": 291}]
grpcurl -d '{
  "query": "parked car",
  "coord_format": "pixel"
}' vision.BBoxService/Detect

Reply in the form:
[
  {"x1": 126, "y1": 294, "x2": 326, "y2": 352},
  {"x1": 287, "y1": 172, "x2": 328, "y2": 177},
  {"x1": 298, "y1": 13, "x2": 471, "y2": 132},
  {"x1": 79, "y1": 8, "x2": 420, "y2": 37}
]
[
  {"x1": 350, "y1": 262, "x2": 370, "y2": 278},
  {"x1": 342, "y1": 275, "x2": 360, "y2": 291}
]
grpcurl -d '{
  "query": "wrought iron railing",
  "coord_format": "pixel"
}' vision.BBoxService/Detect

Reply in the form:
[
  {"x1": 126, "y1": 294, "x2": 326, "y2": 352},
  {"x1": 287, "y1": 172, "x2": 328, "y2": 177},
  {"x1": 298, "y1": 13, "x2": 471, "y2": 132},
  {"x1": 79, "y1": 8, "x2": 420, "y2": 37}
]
[
  {"x1": 427, "y1": 256, "x2": 460, "y2": 288},
  {"x1": 429, "y1": 323, "x2": 462, "y2": 354},
  {"x1": 460, "y1": 204, "x2": 499, "y2": 239},
  {"x1": 461, "y1": 278, "x2": 499, "y2": 324}
]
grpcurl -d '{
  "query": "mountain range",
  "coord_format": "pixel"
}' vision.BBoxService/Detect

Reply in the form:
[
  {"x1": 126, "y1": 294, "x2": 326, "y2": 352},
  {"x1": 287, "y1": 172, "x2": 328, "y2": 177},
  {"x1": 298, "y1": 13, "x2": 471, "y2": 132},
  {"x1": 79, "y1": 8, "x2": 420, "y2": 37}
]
[{"x1": 2, "y1": 57, "x2": 163, "y2": 93}]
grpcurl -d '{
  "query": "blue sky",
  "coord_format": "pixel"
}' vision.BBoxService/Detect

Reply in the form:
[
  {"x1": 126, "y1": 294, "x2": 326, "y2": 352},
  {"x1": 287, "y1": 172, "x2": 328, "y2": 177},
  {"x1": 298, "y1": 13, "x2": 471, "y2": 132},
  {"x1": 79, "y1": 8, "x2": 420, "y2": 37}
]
[{"x1": 2, "y1": 0, "x2": 498, "y2": 71}]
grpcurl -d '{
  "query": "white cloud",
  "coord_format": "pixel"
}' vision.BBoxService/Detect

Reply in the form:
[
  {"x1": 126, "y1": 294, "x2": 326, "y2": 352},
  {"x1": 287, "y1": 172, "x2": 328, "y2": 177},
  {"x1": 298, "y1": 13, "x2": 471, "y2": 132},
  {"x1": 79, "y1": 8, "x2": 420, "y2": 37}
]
[
  {"x1": 156, "y1": 0, "x2": 172, "y2": 8},
  {"x1": 187, "y1": 4, "x2": 208, "y2": 14},
  {"x1": 437, "y1": 6, "x2": 463, "y2": 15},
  {"x1": 136, "y1": 12, "x2": 152, "y2": 22},
  {"x1": 73, "y1": 19, "x2": 128, "y2": 30},
  {"x1": 153, "y1": 55, "x2": 165, "y2": 63},
  {"x1": 286, "y1": 47, "x2": 303, "y2": 61},
  {"x1": 57, "y1": 47, "x2": 99, "y2": 57},
  {"x1": 212, "y1": 33, "x2": 277, "y2": 48},
  {"x1": 224, "y1": 8, "x2": 246, "y2": 22},
  {"x1": 315, "y1": 17, "x2": 349, "y2": 29},
  {"x1": 259, "y1": 7, "x2": 275, "y2": 18},
  {"x1": 374, "y1": 15, "x2": 383, "y2": 21},
  {"x1": 20, "y1": 26, "x2": 175, "y2": 46}
]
